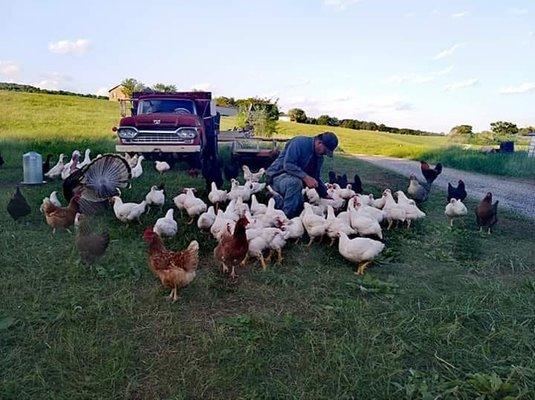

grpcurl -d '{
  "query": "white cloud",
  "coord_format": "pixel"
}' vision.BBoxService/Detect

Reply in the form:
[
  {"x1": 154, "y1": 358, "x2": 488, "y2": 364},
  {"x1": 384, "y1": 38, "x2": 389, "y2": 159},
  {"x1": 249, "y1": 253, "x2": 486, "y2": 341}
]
[
  {"x1": 383, "y1": 65, "x2": 453, "y2": 85},
  {"x1": 444, "y1": 78, "x2": 479, "y2": 91},
  {"x1": 499, "y1": 82, "x2": 535, "y2": 94},
  {"x1": 508, "y1": 7, "x2": 528, "y2": 16},
  {"x1": 323, "y1": 0, "x2": 361, "y2": 11},
  {"x1": 36, "y1": 72, "x2": 73, "y2": 90},
  {"x1": 0, "y1": 60, "x2": 20, "y2": 81},
  {"x1": 451, "y1": 11, "x2": 468, "y2": 18},
  {"x1": 433, "y1": 43, "x2": 463, "y2": 60},
  {"x1": 48, "y1": 39, "x2": 90, "y2": 54}
]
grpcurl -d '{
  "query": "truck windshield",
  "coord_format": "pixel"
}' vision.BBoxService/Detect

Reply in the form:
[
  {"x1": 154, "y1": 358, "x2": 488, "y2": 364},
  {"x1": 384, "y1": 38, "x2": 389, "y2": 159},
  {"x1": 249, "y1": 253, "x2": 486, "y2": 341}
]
[{"x1": 138, "y1": 99, "x2": 196, "y2": 115}]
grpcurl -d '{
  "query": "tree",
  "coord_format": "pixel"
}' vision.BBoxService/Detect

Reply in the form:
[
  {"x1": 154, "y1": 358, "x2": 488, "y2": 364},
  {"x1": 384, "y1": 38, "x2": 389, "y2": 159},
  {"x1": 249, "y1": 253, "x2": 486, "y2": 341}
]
[
  {"x1": 121, "y1": 78, "x2": 145, "y2": 98},
  {"x1": 249, "y1": 107, "x2": 277, "y2": 138},
  {"x1": 215, "y1": 96, "x2": 236, "y2": 107},
  {"x1": 490, "y1": 121, "x2": 518, "y2": 136},
  {"x1": 449, "y1": 125, "x2": 473, "y2": 136},
  {"x1": 317, "y1": 114, "x2": 333, "y2": 126},
  {"x1": 152, "y1": 83, "x2": 177, "y2": 93},
  {"x1": 288, "y1": 108, "x2": 307, "y2": 123}
]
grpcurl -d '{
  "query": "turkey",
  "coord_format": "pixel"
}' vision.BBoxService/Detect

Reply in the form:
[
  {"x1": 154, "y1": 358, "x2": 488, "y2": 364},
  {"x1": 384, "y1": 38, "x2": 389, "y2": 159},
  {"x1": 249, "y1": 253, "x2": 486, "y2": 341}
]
[{"x1": 63, "y1": 154, "x2": 131, "y2": 214}]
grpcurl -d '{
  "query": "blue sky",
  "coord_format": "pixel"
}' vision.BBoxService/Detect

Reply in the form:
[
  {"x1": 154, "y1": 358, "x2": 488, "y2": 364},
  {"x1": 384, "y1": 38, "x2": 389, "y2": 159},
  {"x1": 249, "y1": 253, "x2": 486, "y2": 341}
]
[{"x1": 1, "y1": 0, "x2": 534, "y2": 132}]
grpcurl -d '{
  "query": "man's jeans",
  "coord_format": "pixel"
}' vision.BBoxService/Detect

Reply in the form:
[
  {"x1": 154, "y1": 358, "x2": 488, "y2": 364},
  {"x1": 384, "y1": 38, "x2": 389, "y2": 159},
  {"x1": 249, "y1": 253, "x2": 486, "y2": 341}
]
[{"x1": 271, "y1": 173, "x2": 304, "y2": 218}]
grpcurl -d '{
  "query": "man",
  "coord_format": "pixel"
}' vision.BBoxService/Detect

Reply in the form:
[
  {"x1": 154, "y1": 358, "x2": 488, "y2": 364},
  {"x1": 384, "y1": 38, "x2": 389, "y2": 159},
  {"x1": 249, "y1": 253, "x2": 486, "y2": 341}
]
[{"x1": 266, "y1": 131, "x2": 339, "y2": 218}]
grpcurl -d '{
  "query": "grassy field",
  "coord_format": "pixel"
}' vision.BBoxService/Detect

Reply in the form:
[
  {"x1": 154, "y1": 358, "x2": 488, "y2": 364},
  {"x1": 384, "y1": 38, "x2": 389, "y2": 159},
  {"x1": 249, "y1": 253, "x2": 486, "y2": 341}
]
[{"x1": 1, "y1": 137, "x2": 535, "y2": 399}]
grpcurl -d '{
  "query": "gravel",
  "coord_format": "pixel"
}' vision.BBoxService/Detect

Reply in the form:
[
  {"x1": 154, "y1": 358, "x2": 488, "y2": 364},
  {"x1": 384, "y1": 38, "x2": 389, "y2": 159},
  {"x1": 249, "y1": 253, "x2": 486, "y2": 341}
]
[{"x1": 355, "y1": 154, "x2": 535, "y2": 218}]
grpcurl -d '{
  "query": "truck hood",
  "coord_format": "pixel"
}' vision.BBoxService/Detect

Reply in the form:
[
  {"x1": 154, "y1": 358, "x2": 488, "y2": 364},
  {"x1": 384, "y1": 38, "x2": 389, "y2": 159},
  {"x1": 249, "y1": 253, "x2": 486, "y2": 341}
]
[{"x1": 120, "y1": 113, "x2": 201, "y2": 130}]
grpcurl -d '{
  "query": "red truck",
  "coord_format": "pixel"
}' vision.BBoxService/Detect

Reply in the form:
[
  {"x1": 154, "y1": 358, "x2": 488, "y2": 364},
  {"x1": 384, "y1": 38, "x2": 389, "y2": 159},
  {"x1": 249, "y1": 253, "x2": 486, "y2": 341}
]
[{"x1": 114, "y1": 91, "x2": 220, "y2": 169}]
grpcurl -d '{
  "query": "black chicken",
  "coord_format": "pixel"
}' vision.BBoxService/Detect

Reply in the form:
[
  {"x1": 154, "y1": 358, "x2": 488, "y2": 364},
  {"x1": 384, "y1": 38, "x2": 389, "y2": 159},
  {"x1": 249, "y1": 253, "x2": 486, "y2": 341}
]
[
  {"x1": 42, "y1": 154, "x2": 53, "y2": 175},
  {"x1": 63, "y1": 154, "x2": 131, "y2": 214},
  {"x1": 337, "y1": 173, "x2": 348, "y2": 188},
  {"x1": 223, "y1": 161, "x2": 241, "y2": 182},
  {"x1": 328, "y1": 171, "x2": 337, "y2": 184},
  {"x1": 420, "y1": 161, "x2": 443, "y2": 184},
  {"x1": 7, "y1": 187, "x2": 31, "y2": 220},
  {"x1": 351, "y1": 173, "x2": 363, "y2": 194},
  {"x1": 75, "y1": 214, "x2": 110, "y2": 264},
  {"x1": 447, "y1": 180, "x2": 467, "y2": 202}
]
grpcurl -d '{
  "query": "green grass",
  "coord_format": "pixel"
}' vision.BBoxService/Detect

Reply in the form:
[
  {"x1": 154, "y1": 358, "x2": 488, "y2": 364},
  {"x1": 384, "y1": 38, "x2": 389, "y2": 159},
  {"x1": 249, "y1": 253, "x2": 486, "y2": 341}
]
[{"x1": 1, "y1": 138, "x2": 535, "y2": 399}]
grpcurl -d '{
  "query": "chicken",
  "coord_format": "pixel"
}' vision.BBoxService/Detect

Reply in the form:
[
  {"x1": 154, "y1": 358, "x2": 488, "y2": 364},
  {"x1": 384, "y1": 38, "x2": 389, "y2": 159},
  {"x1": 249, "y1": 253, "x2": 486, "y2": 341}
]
[
  {"x1": 61, "y1": 150, "x2": 81, "y2": 180},
  {"x1": 77, "y1": 149, "x2": 91, "y2": 169},
  {"x1": 351, "y1": 173, "x2": 363, "y2": 194},
  {"x1": 208, "y1": 181, "x2": 228, "y2": 211},
  {"x1": 332, "y1": 183, "x2": 355, "y2": 200},
  {"x1": 124, "y1": 153, "x2": 138, "y2": 168},
  {"x1": 250, "y1": 194, "x2": 267, "y2": 216},
  {"x1": 155, "y1": 160, "x2": 171, "y2": 174},
  {"x1": 145, "y1": 185, "x2": 165, "y2": 210},
  {"x1": 370, "y1": 193, "x2": 386, "y2": 209},
  {"x1": 302, "y1": 202, "x2": 328, "y2": 246},
  {"x1": 44, "y1": 154, "x2": 65, "y2": 179},
  {"x1": 228, "y1": 179, "x2": 253, "y2": 202},
  {"x1": 337, "y1": 174, "x2": 348, "y2": 189},
  {"x1": 326, "y1": 205, "x2": 357, "y2": 246},
  {"x1": 222, "y1": 199, "x2": 240, "y2": 222},
  {"x1": 447, "y1": 180, "x2": 467, "y2": 202},
  {"x1": 381, "y1": 189, "x2": 406, "y2": 230},
  {"x1": 444, "y1": 198, "x2": 467, "y2": 227},
  {"x1": 245, "y1": 227, "x2": 280, "y2": 269},
  {"x1": 249, "y1": 181, "x2": 266, "y2": 194},
  {"x1": 74, "y1": 213, "x2": 109, "y2": 264},
  {"x1": 131, "y1": 155, "x2": 145, "y2": 179},
  {"x1": 110, "y1": 196, "x2": 146, "y2": 223},
  {"x1": 267, "y1": 228, "x2": 287, "y2": 264},
  {"x1": 337, "y1": 232, "x2": 385, "y2": 275},
  {"x1": 395, "y1": 191, "x2": 426, "y2": 227},
  {"x1": 173, "y1": 191, "x2": 188, "y2": 214},
  {"x1": 351, "y1": 196, "x2": 385, "y2": 223},
  {"x1": 475, "y1": 192, "x2": 499, "y2": 234},
  {"x1": 143, "y1": 228, "x2": 199, "y2": 302},
  {"x1": 242, "y1": 165, "x2": 266, "y2": 182},
  {"x1": 407, "y1": 174, "x2": 431, "y2": 203},
  {"x1": 154, "y1": 208, "x2": 178, "y2": 237},
  {"x1": 40, "y1": 191, "x2": 62, "y2": 213},
  {"x1": 303, "y1": 187, "x2": 321, "y2": 205},
  {"x1": 279, "y1": 215, "x2": 305, "y2": 243},
  {"x1": 258, "y1": 197, "x2": 288, "y2": 227},
  {"x1": 7, "y1": 187, "x2": 31, "y2": 220},
  {"x1": 223, "y1": 161, "x2": 241, "y2": 182},
  {"x1": 328, "y1": 171, "x2": 337, "y2": 184},
  {"x1": 43, "y1": 194, "x2": 79, "y2": 233},
  {"x1": 197, "y1": 206, "x2": 216, "y2": 230},
  {"x1": 210, "y1": 209, "x2": 236, "y2": 241},
  {"x1": 420, "y1": 161, "x2": 443, "y2": 184},
  {"x1": 42, "y1": 154, "x2": 53, "y2": 175},
  {"x1": 183, "y1": 188, "x2": 207, "y2": 224},
  {"x1": 214, "y1": 215, "x2": 249, "y2": 278},
  {"x1": 347, "y1": 199, "x2": 383, "y2": 239}
]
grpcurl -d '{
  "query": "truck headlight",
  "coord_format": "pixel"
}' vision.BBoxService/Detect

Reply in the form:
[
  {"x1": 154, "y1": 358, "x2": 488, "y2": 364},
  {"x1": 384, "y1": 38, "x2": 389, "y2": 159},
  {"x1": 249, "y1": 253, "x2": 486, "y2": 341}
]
[
  {"x1": 118, "y1": 128, "x2": 138, "y2": 139},
  {"x1": 176, "y1": 128, "x2": 197, "y2": 139}
]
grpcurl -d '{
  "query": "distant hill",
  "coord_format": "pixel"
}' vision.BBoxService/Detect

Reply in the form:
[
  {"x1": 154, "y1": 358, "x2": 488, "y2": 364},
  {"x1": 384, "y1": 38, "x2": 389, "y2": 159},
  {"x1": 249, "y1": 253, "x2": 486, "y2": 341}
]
[{"x1": 0, "y1": 82, "x2": 108, "y2": 100}]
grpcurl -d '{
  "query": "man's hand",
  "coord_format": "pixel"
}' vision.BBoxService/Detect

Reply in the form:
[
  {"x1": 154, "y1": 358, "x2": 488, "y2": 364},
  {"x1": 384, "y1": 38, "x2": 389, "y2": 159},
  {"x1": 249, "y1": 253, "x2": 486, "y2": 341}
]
[{"x1": 303, "y1": 175, "x2": 318, "y2": 188}]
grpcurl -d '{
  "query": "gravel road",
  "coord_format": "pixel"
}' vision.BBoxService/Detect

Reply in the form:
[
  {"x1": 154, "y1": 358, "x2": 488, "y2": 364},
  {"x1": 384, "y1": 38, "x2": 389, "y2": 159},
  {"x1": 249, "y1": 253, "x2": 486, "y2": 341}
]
[{"x1": 355, "y1": 154, "x2": 535, "y2": 218}]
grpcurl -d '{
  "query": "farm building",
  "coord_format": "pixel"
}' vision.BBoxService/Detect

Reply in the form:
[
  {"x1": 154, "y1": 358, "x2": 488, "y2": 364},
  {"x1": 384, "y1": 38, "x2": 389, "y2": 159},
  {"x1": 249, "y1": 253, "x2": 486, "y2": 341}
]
[
  {"x1": 216, "y1": 105, "x2": 238, "y2": 116},
  {"x1": 108, "y1": 84, "x2": 128, "y2": 101}
]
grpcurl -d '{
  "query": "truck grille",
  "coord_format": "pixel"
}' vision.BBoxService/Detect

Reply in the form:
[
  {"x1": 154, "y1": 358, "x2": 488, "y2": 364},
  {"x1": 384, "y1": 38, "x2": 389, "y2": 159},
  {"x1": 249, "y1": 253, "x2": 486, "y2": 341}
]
[{"x1": 123, "y1": 131, "x2": 189, "y2": 143}]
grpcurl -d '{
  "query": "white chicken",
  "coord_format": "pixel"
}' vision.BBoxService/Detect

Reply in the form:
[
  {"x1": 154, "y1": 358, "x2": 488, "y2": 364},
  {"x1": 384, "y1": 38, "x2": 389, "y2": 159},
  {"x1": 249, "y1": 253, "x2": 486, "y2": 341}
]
[
  {"x1": 347, "y1": 200, "x2": 383, "y2": 239},
  {"x1": 124, "y1": 153, "x2": 138, "y2": 168},
  {"x1": 155, "y1": 160, "x2": 171, "y2": 174},
  {"x1": 332, "y1": 183, "x2": 356, "y2": 200},
  {"x1": 267, "y1": 228, "x2": 287, "y2": 264},
  {"x1": 319, "y1": 192, "x2": 345, "y2": 211},
  {"x1": 444, "y1": 198, "x2": 468, "y2": 227},
  {"x1": 61, "y1": 150, "x2": 81, "y2": 180},
  {"x1": 249, "y1": 181, "x2": 266, "y2": 194},
  {"x1": 40, "y1": 191, "x2": 62, "y2": 213},
  {"x1": 301, "y1": 202, "x2": 328, "y2": 246},
  {"x1": 131, "y1": 155, "x2": 145, "y2": 179},
  {"x1": 211, "y1": 209, "x2": 236, "y2": 241},
  {"x1": 382, "y1": 189, "x2": 407, "y2": 230},
  {"x1": 208, "y1": 182, "x2": 228, "y2": 210},
  {"x1": 395, "y1": 191, "x2": 426, "y2": 227},
  {"x1": 303, "y1": 187, "x2": 321, "y2": 205},
  {"x1": 338, "y1": 232, "x2": 385, "y2": 275},
  {"x1": 370, "y1": 193, "x2": 386, "y2": 209},
  {"x1": 77, "y1": 149, "x2": 91, "y2": 169},
  {"x1": 245, "y1": 227, "x2": 280, "y2": 269},
  {"x1": 250, "y1": 194, "x2": 267, "y2": 216},
  {"x1": 44, "y1": 154, "x2": 65, "y2": 179},
  {"x1": 228, "y1": 179, "x2": 253, "y2": 202},
  {"x1": 197, "y1": 206, "x2": 216, "y2": 230},
  {"x1": 183, "y1": 188, "x2": 207, "y2": 224},
  {"x1": 257, "y1": 197, "x2": 288, "y2": 227},
  {"x1": 153, "y1": 208, "x2": 178, "y2": 237},
  {"x1": 242, "y1": 165, "x2": 265, "y2": 182},
  {"x1": 351, "y1": 196, "x2": 385, "y2": 223},
  {"x1": 222, "y1": 199, "x2": 240, "y2": 222},
  {"x1": 280, "y1": 216, "x2": 305, "y2": 243},
  {"x1": 356, "y1": 194, "x2": 373, "y2": 206},
  {"x1": 111, "y1": 196, "x2": 147, "y2": 223},
  {"x1": 145, "y1": 185, "x2": 165, "y2": 210},
  {"x1": 326, "y1": 205, "x2": 358, "y2": 246}
]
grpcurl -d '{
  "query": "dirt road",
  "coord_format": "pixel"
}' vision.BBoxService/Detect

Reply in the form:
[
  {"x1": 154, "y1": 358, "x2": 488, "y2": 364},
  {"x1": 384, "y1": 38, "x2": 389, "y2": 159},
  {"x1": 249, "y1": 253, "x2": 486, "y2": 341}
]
[{"x1": 355, "y1": 154, "x2": 535, "y2": 218}]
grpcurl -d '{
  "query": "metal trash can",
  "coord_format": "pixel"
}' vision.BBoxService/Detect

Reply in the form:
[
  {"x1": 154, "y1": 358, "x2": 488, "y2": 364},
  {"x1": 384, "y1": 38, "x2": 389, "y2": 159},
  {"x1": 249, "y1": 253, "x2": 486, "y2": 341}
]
[{"x1": 22, "y1": 151, "x2": 43, "y2": 185}]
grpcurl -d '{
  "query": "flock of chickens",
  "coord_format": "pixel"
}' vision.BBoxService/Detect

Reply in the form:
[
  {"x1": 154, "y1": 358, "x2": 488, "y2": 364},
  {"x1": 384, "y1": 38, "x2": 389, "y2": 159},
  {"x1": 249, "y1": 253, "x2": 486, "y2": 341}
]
[{"x1": 5, "y1": 150, "x2": 499, "y2": 303}]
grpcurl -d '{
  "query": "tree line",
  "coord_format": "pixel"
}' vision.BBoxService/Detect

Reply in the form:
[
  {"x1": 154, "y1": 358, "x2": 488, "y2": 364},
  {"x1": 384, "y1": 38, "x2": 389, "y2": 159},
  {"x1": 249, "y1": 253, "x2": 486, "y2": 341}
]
[
  {"x1": 0, "y1": 82, "x2": 108, "y2": 100},
  {"x1": 449, "y1": 122, "x2": 534, "y2": 144}
]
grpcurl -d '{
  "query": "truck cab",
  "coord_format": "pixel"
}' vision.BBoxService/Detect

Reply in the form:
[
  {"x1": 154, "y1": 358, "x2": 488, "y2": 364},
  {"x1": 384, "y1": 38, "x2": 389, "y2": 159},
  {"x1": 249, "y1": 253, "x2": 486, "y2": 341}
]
[{"x1": 114, "y1": 91, "x2": 220, "y2": 167}]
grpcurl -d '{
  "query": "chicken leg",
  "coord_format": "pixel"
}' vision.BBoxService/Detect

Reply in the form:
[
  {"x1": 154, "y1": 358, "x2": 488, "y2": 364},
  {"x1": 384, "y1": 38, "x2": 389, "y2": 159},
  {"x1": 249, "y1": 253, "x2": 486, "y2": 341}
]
[
  {"x1": 329, "y1": 237, "x2": 336, "y2": 246},
  {"x1": 355, "y1": 260, "x2": 372, "y2": 275},
  {"x1": 387, "y1": 219, "x2": 394, "y2": 230},
  {"x1": 276, "y1": 248, "x2": 283, "y2": 264},
  {"x1": 259, "y1": 254, "x2": 268, "y2": 270},
  {"x1": 230, "y1": 266, "x2": 237, "y2": 279},
  {"x1": 240, "y1": 254, "x2": 249, "y2": 267},
  {"x1": 306, "y1": 236, "x2": 315, "y2": 247},
  {"x1": 221, "y1": 262, "x2": 229, "y2": 274},
  {"x1": 187, "y1": 217, "x2": 194, "y2": 225}
]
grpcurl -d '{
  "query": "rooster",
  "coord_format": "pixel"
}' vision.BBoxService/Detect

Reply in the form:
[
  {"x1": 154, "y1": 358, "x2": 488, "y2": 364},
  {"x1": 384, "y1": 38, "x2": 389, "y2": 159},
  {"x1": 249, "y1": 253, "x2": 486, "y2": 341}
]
[
  {"x1": 475, "y1": 192, "x2": 498, "y2": 234},
  {"x1": 214, "y1": 215, "x2": 249, "y2": 279},
  {"x1": 420, "y1": 161, "x2": 443, "y2": 184},
  {"x1": 74, "y1": 214, "x2": 110, "y2": 264},
  {"x1": 143, "y1": 227, "x2": 199, "y2": 302},
  {"x1": 62, "y1": 154, "x2": 131, "y2": 214},
  {"x1": 447, "y1": 180, "x2": 467, "y2": 202}
]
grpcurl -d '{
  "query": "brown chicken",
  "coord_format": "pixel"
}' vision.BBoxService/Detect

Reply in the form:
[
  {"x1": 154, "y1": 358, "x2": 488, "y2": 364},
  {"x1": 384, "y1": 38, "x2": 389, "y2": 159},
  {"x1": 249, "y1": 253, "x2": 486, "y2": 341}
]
[
  {"x1": 214, "y1": 215, "x2": 249, "y2": 279},
  {"x1": 420, "y1": 161, "x2": 443, "y2": 184},
  {"x1": 42, "y1": 194, "x2": 80, "y2": 233},
  {"x1": 143, "y1": 227, "x2": 199, "y2": 302},
  {"x1": 75, "y1": 214, "x2": 110, "y2": 264},
  {"x1": 475, "y1": 192, "x2": 499, "y2": 234}
]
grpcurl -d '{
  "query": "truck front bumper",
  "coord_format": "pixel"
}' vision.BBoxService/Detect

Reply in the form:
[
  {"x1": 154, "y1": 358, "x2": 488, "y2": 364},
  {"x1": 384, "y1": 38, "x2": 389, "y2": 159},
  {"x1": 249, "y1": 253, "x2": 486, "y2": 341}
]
[{"x1": 116, "y1": 144, "x2": 201, "y2": 153}]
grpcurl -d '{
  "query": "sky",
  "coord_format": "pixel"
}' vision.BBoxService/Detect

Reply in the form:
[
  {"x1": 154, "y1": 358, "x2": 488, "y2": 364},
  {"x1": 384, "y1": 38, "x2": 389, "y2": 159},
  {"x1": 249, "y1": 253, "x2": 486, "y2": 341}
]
[{"x1": 1, "y1": 0, "x2": 534, "y2": 133}]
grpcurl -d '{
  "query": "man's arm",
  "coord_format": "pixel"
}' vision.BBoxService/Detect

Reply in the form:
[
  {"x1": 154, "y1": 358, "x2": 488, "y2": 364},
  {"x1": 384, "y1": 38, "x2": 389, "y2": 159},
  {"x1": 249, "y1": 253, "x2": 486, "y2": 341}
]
[{"x1": 282, "y1": 140, "x2": 307, "y2": 179}]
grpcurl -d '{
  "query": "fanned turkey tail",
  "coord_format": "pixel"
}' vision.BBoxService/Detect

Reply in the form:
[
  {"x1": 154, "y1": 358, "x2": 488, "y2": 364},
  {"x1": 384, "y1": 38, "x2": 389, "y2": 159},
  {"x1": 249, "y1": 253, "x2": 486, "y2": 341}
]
[{"x1": 63, "y1": 154, "x2": 131, "y2": 214}]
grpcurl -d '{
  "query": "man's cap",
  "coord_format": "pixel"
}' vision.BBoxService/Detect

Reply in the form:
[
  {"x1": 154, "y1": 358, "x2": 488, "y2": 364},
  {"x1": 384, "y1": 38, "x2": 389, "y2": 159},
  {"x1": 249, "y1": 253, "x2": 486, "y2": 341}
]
[{"x1": 317, "y1": 131, "x2": 339, "y2": 157}]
